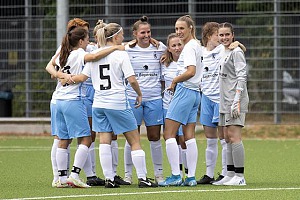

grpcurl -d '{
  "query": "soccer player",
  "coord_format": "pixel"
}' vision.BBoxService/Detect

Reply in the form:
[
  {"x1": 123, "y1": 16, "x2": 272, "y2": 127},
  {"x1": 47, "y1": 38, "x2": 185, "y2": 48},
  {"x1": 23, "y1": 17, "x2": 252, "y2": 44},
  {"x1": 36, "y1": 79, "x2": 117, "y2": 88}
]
[
  {"x1": 46, "y1": 26, "x2": 124, "y2": 188},
  {"x1": 161, "y1": 33, "x2": 187, "y2": 179},
  {"x1": 213, "y1": 22, "x2": 249, "y2": 186},
  {"x1": 60, "y1": 23, "x2": 158, "y2": 188},
  {"x1": 159, "y1": 15, "x2": 202, "y2": 187},
  {"x1": 123, "y1": 16, "x2": 166, "y2": 184}
]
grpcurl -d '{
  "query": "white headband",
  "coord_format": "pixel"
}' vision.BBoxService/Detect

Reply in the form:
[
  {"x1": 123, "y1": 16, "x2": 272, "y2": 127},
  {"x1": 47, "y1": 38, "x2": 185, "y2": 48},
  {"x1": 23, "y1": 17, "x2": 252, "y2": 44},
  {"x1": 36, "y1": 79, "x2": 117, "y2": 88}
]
[{"x1": 106, "y1": 27, "x2": 122, "y2": 39}]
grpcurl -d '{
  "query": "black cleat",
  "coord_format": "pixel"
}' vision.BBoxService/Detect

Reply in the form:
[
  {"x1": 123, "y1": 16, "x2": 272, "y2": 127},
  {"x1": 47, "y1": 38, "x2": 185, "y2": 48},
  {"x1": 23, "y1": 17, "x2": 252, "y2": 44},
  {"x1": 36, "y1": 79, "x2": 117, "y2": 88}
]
[
  {"x1": 86, "y1": 176, "x2": 105, "y2": 186},
  {"x1": 196, "y1": 175, "x2": 214, "y2": 184},
  {"x1": 211, "y1": 174, "x2": 224, "y2": 183},
  {"x1": 138, "y1": 177, "x2": 158, "y2": 188},
  {"x1": 114, "y1": 175, "x2": 131, "y2": 185},
  {"x1": 105, "y1": 179, "x2": 120, "y2": 188}
]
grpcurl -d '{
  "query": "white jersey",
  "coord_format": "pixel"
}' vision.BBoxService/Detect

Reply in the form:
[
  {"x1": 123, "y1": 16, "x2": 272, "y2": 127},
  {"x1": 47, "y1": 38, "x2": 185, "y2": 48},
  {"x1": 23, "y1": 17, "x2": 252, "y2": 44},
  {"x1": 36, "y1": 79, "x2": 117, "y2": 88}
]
[
  {"x1": 125, "y1": 42, "x2": 166, "y2": 101},
  {"x1": 162, "y1": 61, "x2": 177, "y2": 109},
  {"x1": 83, "y1": 44, "x2": 98, "y2": 85},
  {"x1": 201, "y1": 44, "x2": 225, "y2": 103},
  {"x1": 54, "y1": 48, "x2": 87, "y2": 100},
  {"x1": 177, "y1": 39, "x2": 203, "y2": 91},
  {"x1": 82, "y1": 46, "x2": 135, "y2": 110}
]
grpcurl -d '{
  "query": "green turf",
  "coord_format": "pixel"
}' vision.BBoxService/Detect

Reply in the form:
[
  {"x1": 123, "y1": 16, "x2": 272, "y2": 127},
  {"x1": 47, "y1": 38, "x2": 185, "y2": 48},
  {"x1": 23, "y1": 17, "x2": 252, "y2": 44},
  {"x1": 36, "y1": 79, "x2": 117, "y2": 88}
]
[{"x1": 0, "y1": 135, "x2": 299, "y2": 200}]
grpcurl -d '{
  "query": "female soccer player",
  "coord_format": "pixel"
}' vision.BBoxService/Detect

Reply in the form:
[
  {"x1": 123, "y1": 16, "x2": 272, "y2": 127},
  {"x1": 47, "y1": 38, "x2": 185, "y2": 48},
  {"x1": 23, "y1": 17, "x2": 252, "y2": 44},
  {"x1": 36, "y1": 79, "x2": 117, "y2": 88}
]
[
  {"x1": 213, "y1": 22, "x2": 249, "y2": 186},
  {"x1": 161, "y1": 33, "x2": 187, "y2": 179},
  {"x1": 123, "y1": 16, "x2": 166, "y2": 184},
  {"x1": 159, "y1": 15, "x2": 202, "y2": 187},
  {"x1": 47, "y1": 18, "x2": 122, "y2": 187},
  {"x1": 60, "y1": 23, "x2": 158, "y2": 188}
]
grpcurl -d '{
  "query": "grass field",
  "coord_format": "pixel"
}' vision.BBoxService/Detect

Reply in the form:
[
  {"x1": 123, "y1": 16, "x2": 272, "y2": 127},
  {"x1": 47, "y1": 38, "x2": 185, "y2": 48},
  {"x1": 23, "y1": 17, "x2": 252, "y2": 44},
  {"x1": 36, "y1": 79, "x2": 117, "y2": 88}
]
[{"x1": 0, "y1": 134, "x2": 300, "y2": 200}]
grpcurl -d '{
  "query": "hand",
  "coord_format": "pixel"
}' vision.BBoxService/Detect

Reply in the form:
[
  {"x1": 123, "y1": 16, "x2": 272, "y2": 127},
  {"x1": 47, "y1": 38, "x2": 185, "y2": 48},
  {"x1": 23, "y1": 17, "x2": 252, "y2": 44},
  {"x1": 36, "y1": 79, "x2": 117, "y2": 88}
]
[
  {"x1": 230, "y1": 100, "x2": 240, "y2": 119},
  {"x1": 134, "y1": 95, "x2": 142, "y2": 108},
  {"x1": 58, "y1": 73, "x2": 72, "y2": 86},
  {"x1": 160, "y1": 54, "x2": 166, "y2": 63},
  {"x1": 230, "y1": 90, "x2": 241, "y2": 118},
  {"x1": 116, "y1": 45, "x2": 125, "y2": 51},
  {"x1": 149, "y1": 38, "x2": 160, "y2": 49}
]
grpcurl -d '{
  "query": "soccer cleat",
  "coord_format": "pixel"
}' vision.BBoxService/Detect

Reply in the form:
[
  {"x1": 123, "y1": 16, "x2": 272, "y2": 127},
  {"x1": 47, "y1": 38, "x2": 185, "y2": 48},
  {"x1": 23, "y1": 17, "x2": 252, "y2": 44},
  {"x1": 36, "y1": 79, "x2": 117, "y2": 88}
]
[
  {"x1": 212, "y1": 175, "x2": 234, "y2": 186},
  {"x1": 56, "y1": 181, "x2": 71, "y2": 188},
  {"x1": 138, "y1": 177, "x2": 158, "y2": 188},
  {"x1": 86, "y1": 176, "x2": 105, "y2": 186},
  {"x1": 158, "y1": 174, "x2": 182, "y2": 187},
  {"x1": 181, "y1": 176, "x2": 197, "y2": 186},
  {"x1": 155, "y1": 174, "x2": 164, "y2": 184},
  {"x1": 123, "y1": 176, "x2": 133, "y2": 184},
  {"x1": 211, "y1": 173, "x2": 224, "y2": 183},
  {"x1": 223, "y1": 175, "x2": 246, "y2": 186},
  {"x1": 67, "y1": 176, "x2": 91, "y2": 188},
  {"x1": 52, "y1": 180, "x2": 59, "y2": 188},
  {"x1": 105, "y1": 179, "x2": 120, "y2": 188},
  {"x1": 196, "y1": 175, "x2": 214, "y2": 184},
  {"x1": 114, "y1": 175, "x2": 131, "y2": 185}
]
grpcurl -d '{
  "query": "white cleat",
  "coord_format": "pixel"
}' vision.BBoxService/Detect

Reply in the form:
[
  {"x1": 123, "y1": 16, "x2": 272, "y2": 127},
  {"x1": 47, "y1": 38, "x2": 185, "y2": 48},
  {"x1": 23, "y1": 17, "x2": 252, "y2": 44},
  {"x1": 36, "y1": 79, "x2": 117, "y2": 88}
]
[
  {"x1": 67, "y1": 176, "x2": 91, "y2": 188},
  {"x1": 123, "y1": 176, "x2": 133, "y2": 184},
  {"x1": 223, "y1": 175, "x2": 246, "y2": 186},
  {"x1": 212, "y1": 175, "x2": 234, "y2": 186},
  {"x1": 155, "y1": 174, "x2": 164, "y2": 184}
]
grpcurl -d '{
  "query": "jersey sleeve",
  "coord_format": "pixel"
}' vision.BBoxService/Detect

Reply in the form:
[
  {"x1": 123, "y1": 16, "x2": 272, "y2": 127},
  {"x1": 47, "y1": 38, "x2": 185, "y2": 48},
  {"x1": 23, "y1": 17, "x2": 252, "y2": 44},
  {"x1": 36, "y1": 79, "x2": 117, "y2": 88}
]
[
  {"x1": 121, "y1": 52, "x2": 135, "y2": 78},
  {"x1": 232, "y1": 48, "x2": 247, "y2": 91}
]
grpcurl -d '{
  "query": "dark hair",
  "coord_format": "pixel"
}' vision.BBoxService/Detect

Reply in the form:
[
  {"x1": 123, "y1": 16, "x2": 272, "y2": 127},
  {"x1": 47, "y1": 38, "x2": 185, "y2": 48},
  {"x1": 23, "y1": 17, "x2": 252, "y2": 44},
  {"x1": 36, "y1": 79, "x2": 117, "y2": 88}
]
[
  {"x1": 202, "y1": 22, "x2": 219, "y2": 47},
  {"x1": 129, "y1": 16, "x2": 151, "y2": 48},
  {"x1": 219, "y1": 22, "x2": 235, "y2": 42},
  {"x1": 59, "y1": 27, "x2": 88, "y2": 67}
]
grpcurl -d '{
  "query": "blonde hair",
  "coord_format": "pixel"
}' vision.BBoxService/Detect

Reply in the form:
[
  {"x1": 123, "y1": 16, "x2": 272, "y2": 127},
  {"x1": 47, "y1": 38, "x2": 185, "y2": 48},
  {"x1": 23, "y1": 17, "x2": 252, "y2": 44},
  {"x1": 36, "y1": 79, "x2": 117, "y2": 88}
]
[{"x1": 97, "y1": 23, "x2": 122, "y2": 47}]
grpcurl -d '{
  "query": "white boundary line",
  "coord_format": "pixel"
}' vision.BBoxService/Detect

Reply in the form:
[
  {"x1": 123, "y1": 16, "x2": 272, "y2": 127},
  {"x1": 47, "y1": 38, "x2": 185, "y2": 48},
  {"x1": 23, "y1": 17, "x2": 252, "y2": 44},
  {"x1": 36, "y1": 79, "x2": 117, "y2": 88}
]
[{"x1": 2, "y1": 187, "x2": 300, "y2": 200}]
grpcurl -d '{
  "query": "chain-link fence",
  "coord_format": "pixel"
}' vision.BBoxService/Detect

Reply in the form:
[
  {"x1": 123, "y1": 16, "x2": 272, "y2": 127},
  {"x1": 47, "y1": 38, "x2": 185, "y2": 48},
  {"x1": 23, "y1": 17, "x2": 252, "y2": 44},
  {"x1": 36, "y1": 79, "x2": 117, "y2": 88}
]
[{"x1": 0, "y1": 0, "x2": 299, "y2": 124}]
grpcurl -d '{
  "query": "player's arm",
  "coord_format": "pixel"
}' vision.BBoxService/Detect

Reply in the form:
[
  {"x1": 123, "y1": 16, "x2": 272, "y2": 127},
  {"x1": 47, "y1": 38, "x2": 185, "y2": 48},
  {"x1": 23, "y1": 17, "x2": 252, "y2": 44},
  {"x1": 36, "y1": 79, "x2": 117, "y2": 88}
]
[
  {"x1": 169, "y1": 65, "x2": 196, "y2": 92},
  {"x1": 84, "y1": 45, "x2": 125, "y2": 63},
  {"x1": 229, "y1": 41, "x2": 246, "y2": 52},
  {"x1": 45, "y1": 52, "x2": 60, "y2": 78},
  {"x1": 127, "y1": 75, "x2": 142, "y2": 108}
]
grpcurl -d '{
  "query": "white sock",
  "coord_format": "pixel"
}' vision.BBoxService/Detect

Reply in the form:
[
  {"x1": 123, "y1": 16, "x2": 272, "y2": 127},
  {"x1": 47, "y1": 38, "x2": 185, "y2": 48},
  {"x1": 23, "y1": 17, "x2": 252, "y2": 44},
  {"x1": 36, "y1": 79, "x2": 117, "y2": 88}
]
[
  {"x1": 181, "y1": 148, "x2": 188, "y2": 176},
  {"x1": 220, "y1": 139, "x2": 227, "y2": 176},
  {"x1": 89, "y1": 142, "x2": 96, "y2": 174},
  {"x1": 51, "y1": 139, "x2": 59, "y2": 181},
  {"x1": 99, "y1": 144, "x2": 114, "y2": 181},
  {"x1": 111, "y1": 140, "x2": 119, "y2": 176},
  {"x1": 131, "y1": 149, "x2": 147, "y2": 180},
  {"x1": 186, "y1": 138, "x2": 198, "y2": 178},
  {"x1": 178, "y1": 145, "x2": 183, "y2": 177},
  {"x1": 124, "y1": 140, "x2": 133, "y2": 177},
  {"x1": 166, "y1": 138, "x2": 180, "y2": 175},
  {"x1": 56, "y1": 148, "x2": 68, "y2": 183},
  {"x1": 150, "y1": 140, "x2": 163, "y2": 176},
  {"x1": 71, "y1": 144, "x2": 89, "y2": 179},
  {"x1": 206, "y1": 138, "x2": 218, "y2": 178},
  {"x1": 82, "y1": 145, "x2": 94, "y2": 177},
  {"x1": 67, "y1": 144, "x2": 70, "y2": 173}
]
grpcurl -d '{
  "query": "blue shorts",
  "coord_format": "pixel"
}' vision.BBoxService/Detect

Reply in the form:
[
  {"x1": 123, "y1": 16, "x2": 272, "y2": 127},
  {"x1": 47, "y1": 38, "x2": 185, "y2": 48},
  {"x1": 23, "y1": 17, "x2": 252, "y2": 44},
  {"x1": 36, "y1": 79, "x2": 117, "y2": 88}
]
[
  {"x1": 166, "y1": 84, "x2": 200, "y2": 125},
  {"x1": 163, "y1": 109, "x2": 183, "y2": 136},
  {"x1": 129, "y1": 98, "x2": 163, "y2": 126},
  {"x1": 83, "y1": 85, "x2": 94, "y2": 118},
  {"x1": 200, "y1": 94, "x2": 219, "y2": 128},
  {"x1": 55, "y1": 99, "x2": 91, "y2": 139},
  {"x1": 50, "y1": 101, "x2": 57, "y2": 136},
  {"x1": 92, "y1": 107, "x2": 138, "y2": 135}
]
